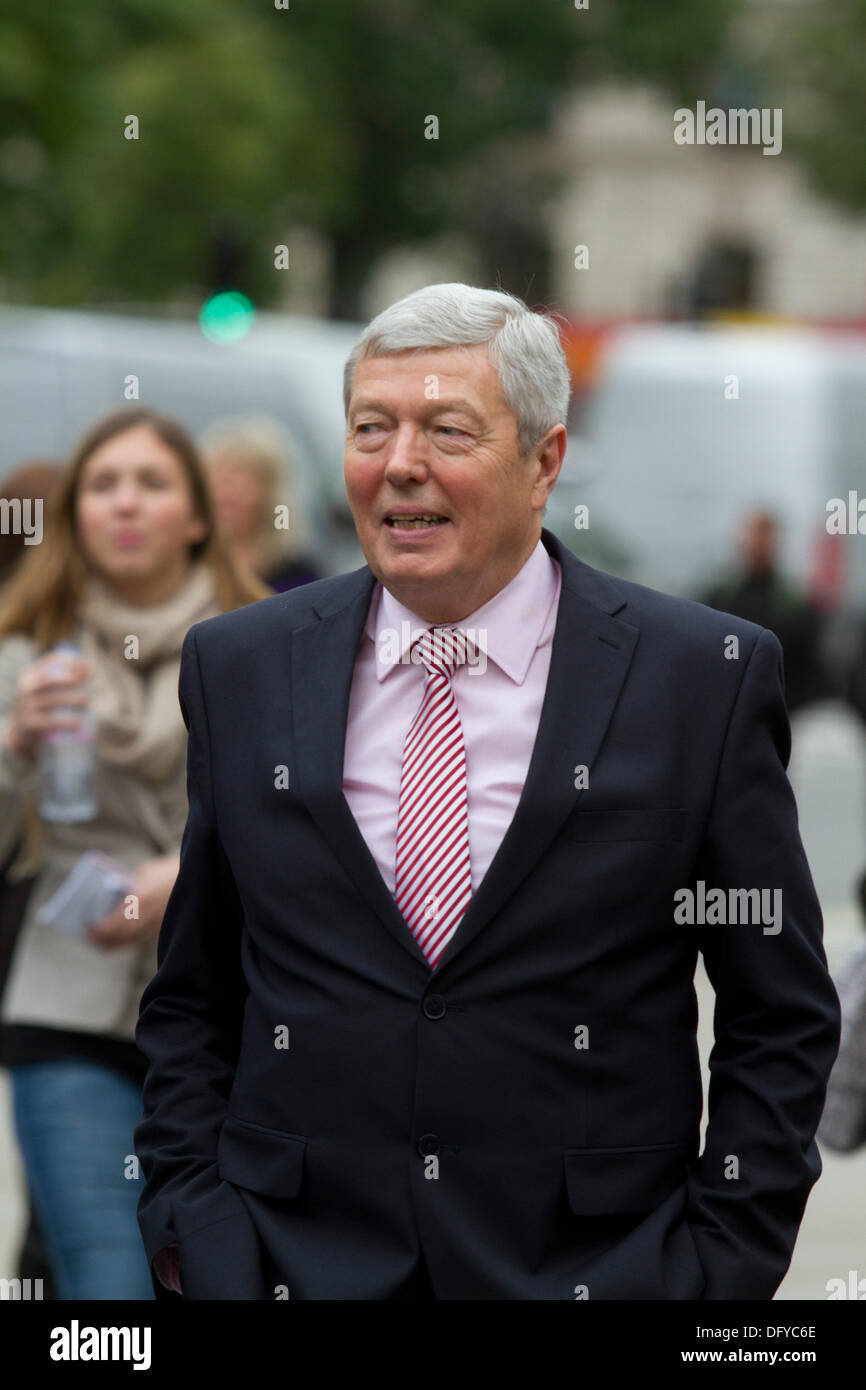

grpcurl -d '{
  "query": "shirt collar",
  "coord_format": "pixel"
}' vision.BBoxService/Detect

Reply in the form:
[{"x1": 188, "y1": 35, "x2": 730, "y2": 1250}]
[{"x1": 366, "y1": 538, "x2": 560, "y2": 685}]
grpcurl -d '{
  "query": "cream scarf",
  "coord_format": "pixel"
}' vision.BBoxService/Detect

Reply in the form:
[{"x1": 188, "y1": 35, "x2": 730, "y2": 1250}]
[
  {"x1": 10, "y1": 558, "x2": 221, "y2": 878},
  {"x1": 76, "y1": 557, "x2": 220, "y2": 782}
]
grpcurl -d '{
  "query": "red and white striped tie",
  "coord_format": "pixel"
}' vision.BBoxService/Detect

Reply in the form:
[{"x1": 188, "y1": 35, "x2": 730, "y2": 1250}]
[{"x1": 394, "y1": 626, "x2": 472, "y2": 969}]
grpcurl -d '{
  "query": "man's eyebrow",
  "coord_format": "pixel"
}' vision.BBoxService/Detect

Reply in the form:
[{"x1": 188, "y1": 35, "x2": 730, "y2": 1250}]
[
  {"x1": 347, "y1": 397, "x2": 393, "y2": 420},
  {"x1": 426, "y1": 399, "x2": 484, "y2": 423},
  {"x1": 348, "y1": 397, "x2": 484, "y2": 424}
]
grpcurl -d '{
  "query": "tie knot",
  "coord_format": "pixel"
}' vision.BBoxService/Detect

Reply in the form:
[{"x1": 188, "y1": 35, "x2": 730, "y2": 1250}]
[{"x1": 415, "y1": 626, "x2": 469, "y2": 677}]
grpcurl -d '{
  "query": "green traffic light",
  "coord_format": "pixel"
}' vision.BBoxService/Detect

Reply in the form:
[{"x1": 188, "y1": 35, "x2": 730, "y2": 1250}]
[{"x1": 199, "y1": 291, "x2": 256, "y2": 343}]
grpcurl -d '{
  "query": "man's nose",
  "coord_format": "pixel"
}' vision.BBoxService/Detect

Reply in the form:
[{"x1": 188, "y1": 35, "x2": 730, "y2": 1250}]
[{"x1": 383, "y1": 422, "x2": 430, "y2": 480}]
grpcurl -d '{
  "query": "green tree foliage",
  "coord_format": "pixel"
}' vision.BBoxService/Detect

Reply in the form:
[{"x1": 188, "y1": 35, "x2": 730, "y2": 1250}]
[
  {"x1": 0, "y1": 0, "x2": 739, "y2": 316},
  {"x1": 762, "y1": 0, "x2": 866, "y2": 211}
]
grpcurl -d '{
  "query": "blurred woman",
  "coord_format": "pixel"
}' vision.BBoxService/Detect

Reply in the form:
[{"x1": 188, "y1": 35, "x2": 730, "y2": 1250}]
[
  {"x1": 0, "y1": 406, "x2": 269, "y2": 1299},
  {"x1": 0, "y1": 456, "x2": 64, "y2": 1297},
  {"x1": 200, "y1": 415, "x2": 321, "y2": 592}
]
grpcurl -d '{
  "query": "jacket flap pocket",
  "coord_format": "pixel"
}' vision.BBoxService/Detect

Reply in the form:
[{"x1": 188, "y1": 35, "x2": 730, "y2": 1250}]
[
  {"x1": 564, "y1": 1142, "x2": 690, "y2": 1214},
  {"x1": 563, "y1": 808, "x2": 686, "y2": 843},
  {"x1": 217, "y1": 1115, "x2": 307, "y2": 1199}
]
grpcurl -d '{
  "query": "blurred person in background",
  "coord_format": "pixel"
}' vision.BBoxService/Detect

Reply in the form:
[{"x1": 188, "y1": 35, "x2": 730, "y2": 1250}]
[
  {"x1": 0, "y1": 458, "x2": 63, "y2": 1297},
  {"x1": 840, "y1": 611, "x2": 866, "y2": 731},
  {"x1": 817, "y1": 867, "x2": 866, "y2": 1155},
  {"x1": 200, "y1": 415, "x2": 321, "y2": 593},
  {"x1": 700, "y1": 509, "x2": 826, "y2": 714},
  {"x1": 0, "y1": 406, "x2": 269, "y2": 1299},
  {"x1": 0, "y1": 461, "x2": 63, "y2": 590}
]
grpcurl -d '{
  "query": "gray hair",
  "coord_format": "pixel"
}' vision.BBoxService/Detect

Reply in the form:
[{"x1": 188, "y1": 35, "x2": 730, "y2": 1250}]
[{"x1": 342, "y1": 283, "x2": 570, "y2": 454}]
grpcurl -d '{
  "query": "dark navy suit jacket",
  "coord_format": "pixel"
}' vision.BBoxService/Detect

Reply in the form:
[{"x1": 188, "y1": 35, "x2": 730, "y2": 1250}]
[{"x1": 134, "y1": 527, "x2": 841, "y2": 1299}]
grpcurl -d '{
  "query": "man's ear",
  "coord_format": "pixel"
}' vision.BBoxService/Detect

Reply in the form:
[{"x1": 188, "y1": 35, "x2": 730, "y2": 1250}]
[{"x1": 529, "y1": 425, "x2": 567, "y2": 510}]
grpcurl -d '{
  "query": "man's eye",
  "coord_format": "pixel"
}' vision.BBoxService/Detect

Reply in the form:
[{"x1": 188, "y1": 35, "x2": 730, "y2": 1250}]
[
  {"x1": 437, "y1": 426, "x2": 468, "y2": 437},
  {"x1": 356, "y1": 423, "x2": 383, "y2": 434}
]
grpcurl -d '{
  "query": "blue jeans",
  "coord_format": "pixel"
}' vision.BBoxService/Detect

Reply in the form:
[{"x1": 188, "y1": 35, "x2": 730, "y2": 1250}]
[{"x1": 9, "y1": 1059, "x2": 154, "y2": 1300}]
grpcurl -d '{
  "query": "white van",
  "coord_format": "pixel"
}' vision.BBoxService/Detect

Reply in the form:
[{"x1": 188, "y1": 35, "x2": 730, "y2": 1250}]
[
  {"x1": 0, "y1": 306, "x2": 365, "y2": 575},
  {"x1": 547, "y1": 323, "x2": 866, "y2": 607}
]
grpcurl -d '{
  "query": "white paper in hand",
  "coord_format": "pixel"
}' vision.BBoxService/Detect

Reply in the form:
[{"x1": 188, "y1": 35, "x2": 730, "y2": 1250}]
[{"x1": 36, "y1": 851, "x2": 133, "y2": 939}]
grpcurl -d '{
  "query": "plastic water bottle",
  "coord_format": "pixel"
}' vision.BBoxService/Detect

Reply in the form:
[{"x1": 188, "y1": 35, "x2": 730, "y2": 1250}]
[{"x1": 37, "y1": 640, "x2": 98, "y2": 822}]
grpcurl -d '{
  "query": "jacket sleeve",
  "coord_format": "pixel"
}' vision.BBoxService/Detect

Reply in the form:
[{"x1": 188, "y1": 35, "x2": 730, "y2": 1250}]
[
  {"x1": 133, "y1": 624, "x2": 249, "y2": 1279},
  {"x1": 686, "y1": 626, "x2": 842, "y2": 1298}
]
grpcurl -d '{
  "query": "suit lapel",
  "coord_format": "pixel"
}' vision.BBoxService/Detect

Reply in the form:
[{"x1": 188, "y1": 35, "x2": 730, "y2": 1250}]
[
  {"x1": 290, "y1": 530, "x2": 639, "y2": 974},
  {"x1": 290, "y1": 569, "x2": 433, "y2": 969}
]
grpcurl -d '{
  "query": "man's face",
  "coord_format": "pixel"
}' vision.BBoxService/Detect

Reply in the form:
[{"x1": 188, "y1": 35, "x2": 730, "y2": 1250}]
[{"x1": 344, "y1": 343, "x2": 564, "y2": 623}]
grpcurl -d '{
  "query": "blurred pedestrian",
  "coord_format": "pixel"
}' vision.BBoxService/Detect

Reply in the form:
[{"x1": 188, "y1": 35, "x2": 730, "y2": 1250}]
[
  {"x1": 0, "y1": 458, "x2": 65, "y2": 979},
  {"x1": 700, "y1": 509, "x2": 826, "y2": 713},
  {"x1": 0, "y1": 460, "x2": 63, "y2": 591},
  {"x1": 0, "y1": 458, "x2": 64, "y2": 1296},
  {"x1": 0, "y1": 406, "x2": 269, "y2": 1299},
  {"x1": 200, "y1": 415, "x2": 321, "y2": 593},
  {"x1": 817, "y1": 868, "x2": 866, "y2": 1154}
]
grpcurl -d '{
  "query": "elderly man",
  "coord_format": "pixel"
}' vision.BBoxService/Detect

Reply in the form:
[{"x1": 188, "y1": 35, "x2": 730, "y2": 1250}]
[{"x1": 135, "y1": 283, "x2": 840, "y2": 1300}]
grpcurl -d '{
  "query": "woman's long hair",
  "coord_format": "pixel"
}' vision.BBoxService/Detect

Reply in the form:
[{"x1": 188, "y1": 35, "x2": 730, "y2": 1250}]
[{"x1": 0, "y1": 406, "x2": 272, "y2": 647}]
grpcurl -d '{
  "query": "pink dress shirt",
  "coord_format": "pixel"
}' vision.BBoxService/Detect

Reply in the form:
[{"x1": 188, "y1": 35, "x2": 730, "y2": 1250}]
[
  {"x1": 343, "y1": 538, "x2": 562, "y2": 895},
  {"x1": 153, "y1": 536, "x2": 561, "y2": 1293}
]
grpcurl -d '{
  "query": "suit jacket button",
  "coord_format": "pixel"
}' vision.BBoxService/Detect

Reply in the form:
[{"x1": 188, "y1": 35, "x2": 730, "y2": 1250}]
[
  {"x1": 423, "y1": 994, "x2": 446, "y2": 1020},
  {"x1": 418, "y1": 1133, "x2": 440, "y2": 1157}
]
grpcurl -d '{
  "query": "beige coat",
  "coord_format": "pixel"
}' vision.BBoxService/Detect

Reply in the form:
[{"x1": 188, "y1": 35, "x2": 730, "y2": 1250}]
[{"x1": 0, "y1": 633, "x2": 190, "y2": 1040}]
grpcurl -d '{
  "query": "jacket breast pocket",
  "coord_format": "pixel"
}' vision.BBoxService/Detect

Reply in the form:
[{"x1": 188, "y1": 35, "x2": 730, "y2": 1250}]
[
  {"x1": 217, "y1": 1114, "x2": 307, "y2": 1200},
  {"x1": 563, "y1": 1141, "x2": 691, "y2": 1215},
  {"x1": 563, "y1": 808, "x2": 686, "y2": 843}
]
